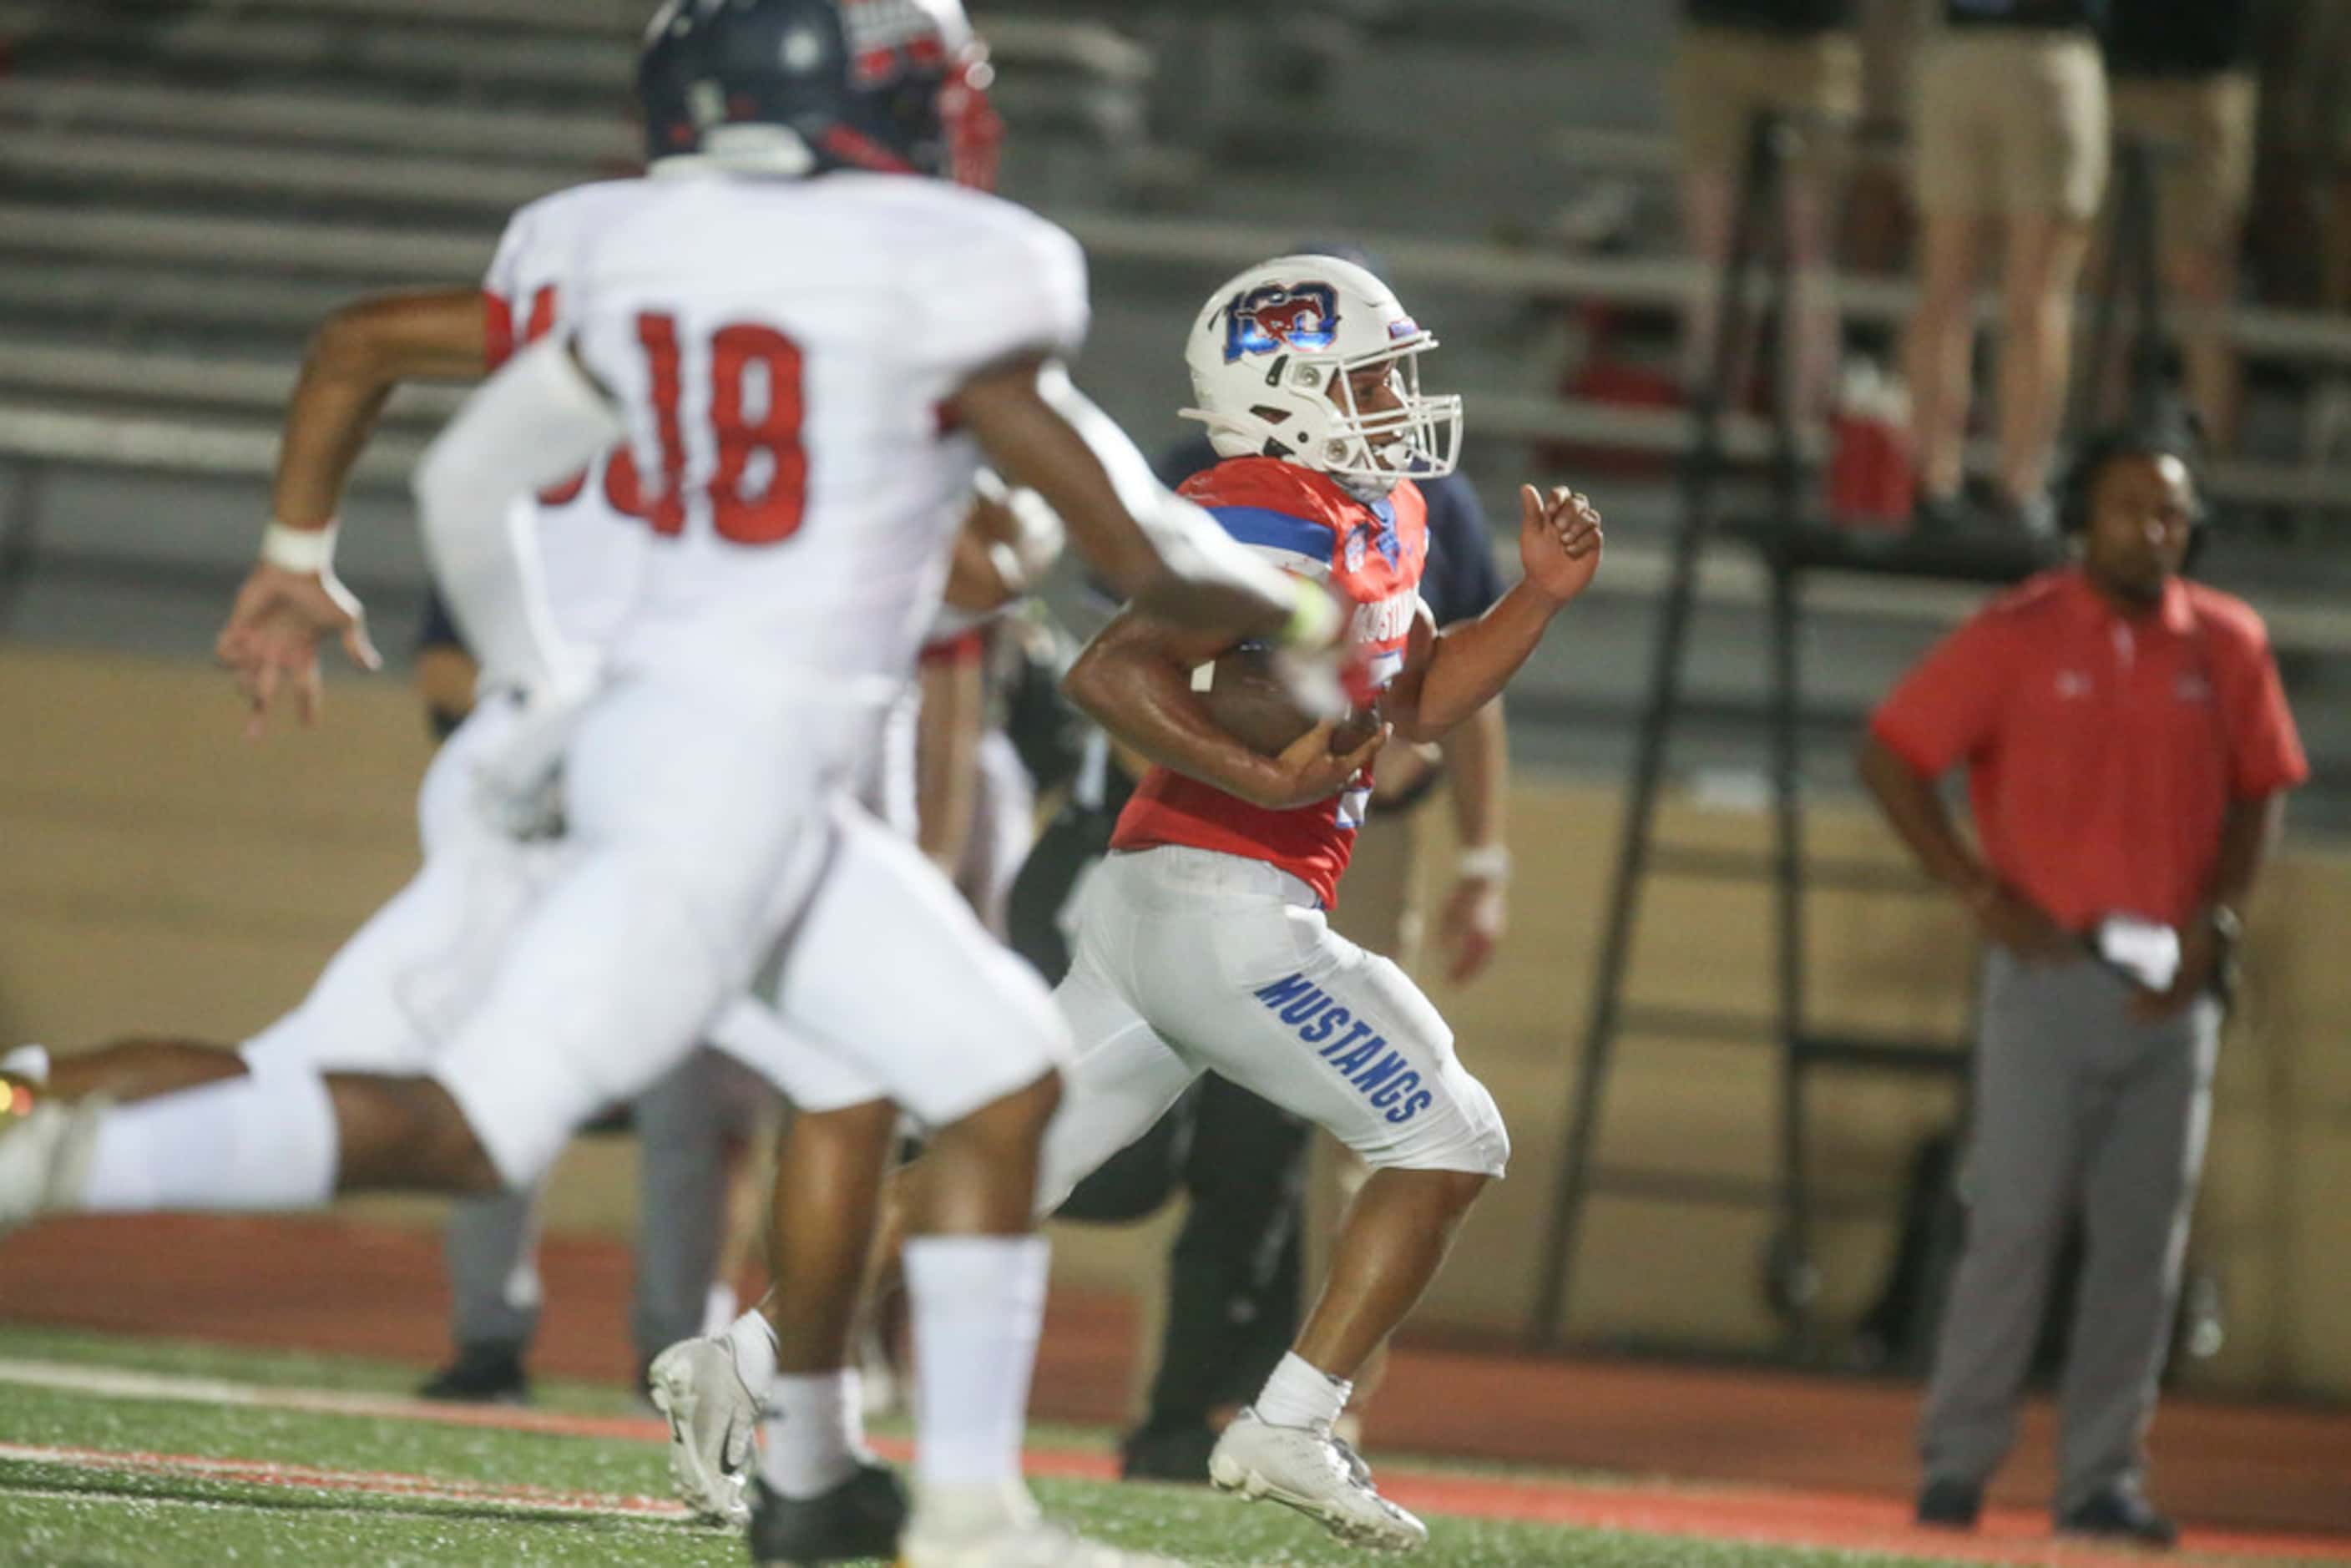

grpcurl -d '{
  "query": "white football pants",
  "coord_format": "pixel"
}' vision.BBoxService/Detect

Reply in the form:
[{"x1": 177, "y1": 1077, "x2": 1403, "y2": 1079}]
[{"x1": 1034, "y1": 845, "x2": 1509, "y2": 1215}]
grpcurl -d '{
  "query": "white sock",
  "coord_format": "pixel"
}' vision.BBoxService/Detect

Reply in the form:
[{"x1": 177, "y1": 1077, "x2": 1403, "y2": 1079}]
[
  {"x1": 1254, "y1": 1351, "x2": 1352, "y2": 1432},
  {"x1": 724, "y1": 1308, "x2": 777, "y2": 1402},
  {"x1": 902, "y1": 1233, "x2": 1049, "y2": 1490},
  {"x1": 79, "y1": 1064, "x2": 337, "y2": 1212},
  {"x1": 758, "y1": 1368, "x2": 873, "y2": 1499},
  {"x1": 702, "y1": 1282, "x2": 739, "y2": 1338},
  {"x1": 3, "y1": 1045, "x2": 50, "y2": 1085}
]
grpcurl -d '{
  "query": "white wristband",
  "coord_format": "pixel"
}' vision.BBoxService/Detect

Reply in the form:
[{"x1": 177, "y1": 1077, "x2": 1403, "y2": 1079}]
[
  {"x1": 261, "y1": 518, "x2": 339, "y2": 575},
  {"x1": 1458, "y1": 843, "x2": 1513, "y2": 882}
]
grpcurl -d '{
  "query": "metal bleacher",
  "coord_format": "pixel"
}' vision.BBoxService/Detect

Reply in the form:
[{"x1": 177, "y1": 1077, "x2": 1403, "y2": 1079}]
[
  {"x1": 2, "y1": 0, "x2": 2348, "y2": 754},
  {"x1": 0, "y1": 0, "x2": 1169, "y2": 620}
]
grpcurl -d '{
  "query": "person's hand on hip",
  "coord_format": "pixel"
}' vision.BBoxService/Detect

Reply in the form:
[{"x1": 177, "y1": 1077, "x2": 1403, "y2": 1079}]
[
  {"x1": 1968, "y1": 883, "x2": 2075, "y2": 964},
  {"x1": 2129, "y1": 916, "x2": 2223, "y2": 1021}
]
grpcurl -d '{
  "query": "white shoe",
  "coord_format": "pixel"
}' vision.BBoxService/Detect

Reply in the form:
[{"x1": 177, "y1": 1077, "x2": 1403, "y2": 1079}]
[
  {"x1": 0, "y1": 1095, "x2": 103, "y2": 1237},
  {"x1": 646, "y1": 1334, "x2": 760, "y2": 1529},
  {"x1": 898, "y1": 1516, "x2": 1186, "y2": 1567},
  {"x1": 1209, "y1": 1408, "x2": 1427, "y2": 1552},
  {"x1": 2, "y1": 1044, "x2": 51, "y2": 1085}
]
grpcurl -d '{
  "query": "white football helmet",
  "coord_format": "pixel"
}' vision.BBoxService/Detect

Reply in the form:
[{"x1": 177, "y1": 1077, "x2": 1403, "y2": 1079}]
[{"x1": 1181, "y1": 254, "x2": 1461, "y2": 498}]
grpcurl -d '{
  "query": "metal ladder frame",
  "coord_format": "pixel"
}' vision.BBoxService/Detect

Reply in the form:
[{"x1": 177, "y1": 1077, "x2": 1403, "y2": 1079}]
[{"x1": 1527, "y1": 118, "x2": 2174, "y2": 1357}]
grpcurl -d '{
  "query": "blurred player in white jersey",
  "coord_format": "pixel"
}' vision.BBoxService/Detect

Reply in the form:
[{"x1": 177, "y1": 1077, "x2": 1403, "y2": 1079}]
[
  {"x1": 0, "y1": 3, "x2": 1337, "y2": 1563},
  {"x1": 2, "y1": 178, "x2": 972, "y2": 1434}
]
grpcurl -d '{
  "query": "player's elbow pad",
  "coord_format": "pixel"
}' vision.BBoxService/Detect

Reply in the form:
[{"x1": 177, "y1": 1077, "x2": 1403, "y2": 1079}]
[
  {"x1": 414, "y1": 338, "x2": 617, "y2": 695},
  {"x1": 415, "y1": 338, "x2": 618, "y2": 523}
]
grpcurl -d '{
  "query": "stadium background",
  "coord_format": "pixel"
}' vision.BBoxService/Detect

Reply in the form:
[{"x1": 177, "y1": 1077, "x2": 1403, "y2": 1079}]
[{"x1": 2, "y1": 0, "x2": 2348, "y2": 1557}]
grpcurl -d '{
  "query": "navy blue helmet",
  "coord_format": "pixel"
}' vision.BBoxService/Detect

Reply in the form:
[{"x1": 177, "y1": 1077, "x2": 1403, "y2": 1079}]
[{"x1": 637, "y1": 0, "x2": 999, "y2": 186}]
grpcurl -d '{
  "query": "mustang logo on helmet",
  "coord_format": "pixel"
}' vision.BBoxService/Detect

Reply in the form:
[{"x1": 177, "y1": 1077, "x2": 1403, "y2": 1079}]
[
  {"x1": 1183, "y1": 253, "x2": 1462, "y2": 498},
  {"x1": 1221, "y1": 283, "x2": 1341, "y2": 362}
]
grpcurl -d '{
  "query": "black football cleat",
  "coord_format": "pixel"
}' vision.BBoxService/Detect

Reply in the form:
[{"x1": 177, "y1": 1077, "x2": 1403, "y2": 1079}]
[
  {"x1": 416, "y1": 1342, "x2": 529, "y2": 1405},
  {"x1": 2057, "y1": 1485, "x2": 2178, "y2": 1548},
  {"x1": 1117, "y1": 1419, "x2": 1219, "y2": 1485},
  {"x1": 1914, "y1": 1477, "x2": 1982, "y2": 1530},
  {"x1": 746, "y1": 1464, "x2": 908, "y2": 1565}
]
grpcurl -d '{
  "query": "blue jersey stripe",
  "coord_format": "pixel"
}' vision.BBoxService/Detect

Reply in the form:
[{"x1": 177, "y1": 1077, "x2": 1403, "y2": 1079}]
[{"x1": 1206, "y1": 505, "x2": 1332, "y2": 564}]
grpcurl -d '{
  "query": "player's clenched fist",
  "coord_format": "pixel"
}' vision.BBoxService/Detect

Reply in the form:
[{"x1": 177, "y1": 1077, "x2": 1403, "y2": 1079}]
[
  {"x1": 1516, "y1": 484, "x2": 1602, "y2": 606},
  {"x1": 1244, "y1": 718, "x2": 1389, "y2": 813}
]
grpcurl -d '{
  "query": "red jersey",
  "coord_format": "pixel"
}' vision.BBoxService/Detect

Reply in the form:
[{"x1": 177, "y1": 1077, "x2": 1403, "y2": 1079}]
[
  {"x1": 1110, "y1": 458, "x2": 1430, "y2": 909},
  {"x1": 1871, "y1": 568, "x2": 2307, "y2": 929}
]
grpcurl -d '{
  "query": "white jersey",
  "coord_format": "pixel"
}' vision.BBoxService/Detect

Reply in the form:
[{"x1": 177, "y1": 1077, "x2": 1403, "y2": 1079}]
[
  {"x1": 564, "y1": 168, "x2": 1089, "y2": 683},
  {"x1": 480, "y1": 180, "x2": 654, "y2": 654}
]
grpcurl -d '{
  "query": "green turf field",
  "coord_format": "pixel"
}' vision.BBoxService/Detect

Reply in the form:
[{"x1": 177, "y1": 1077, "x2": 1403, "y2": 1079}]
[{"x1": 0, "y1": 1324, "x2": 2303, "y2": 1568}]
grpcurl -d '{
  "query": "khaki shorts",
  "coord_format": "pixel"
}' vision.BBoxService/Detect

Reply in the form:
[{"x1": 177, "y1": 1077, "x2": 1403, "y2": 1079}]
[
  {"x1": 2109, "y1": 72, "x2": 2257, "y2": 254},
  {"x1": 2268, "y1": 0, "x2": 2351, "y2": 161},
  {"x1": 1914, "y1": 30, "x2": 2110, "y2": 220},
  {"x1": 1669, "y1": 23, "x2": 1861, "y2": 180}
]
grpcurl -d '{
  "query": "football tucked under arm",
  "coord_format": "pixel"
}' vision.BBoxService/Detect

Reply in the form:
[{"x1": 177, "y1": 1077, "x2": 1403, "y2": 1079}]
[
  {"x1": 1064, "y1": 606, "x2": 1375, "y2": 812},
  {"x1": 1194, "y1": 646, "x2": 1383, "y2": 759}
]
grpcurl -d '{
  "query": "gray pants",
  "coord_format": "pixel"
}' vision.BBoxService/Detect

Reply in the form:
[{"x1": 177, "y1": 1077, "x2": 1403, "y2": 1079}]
[
  {"x1": 447, "y1": 1048, "x2": 770, "y2": 1368},
  {"x1": 1919, "y1": 950, "x2": 2219, "y2": 1511}
]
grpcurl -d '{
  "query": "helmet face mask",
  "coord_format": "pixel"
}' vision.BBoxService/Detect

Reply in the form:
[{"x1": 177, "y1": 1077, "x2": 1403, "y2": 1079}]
[{"x1": 1182, "y1": 255, "x2": 1461, "y2": 498}]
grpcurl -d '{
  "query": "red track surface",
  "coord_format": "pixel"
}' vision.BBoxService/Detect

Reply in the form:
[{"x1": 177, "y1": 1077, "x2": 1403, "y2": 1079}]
[{"x1": 3, "y1": 1215, "x2": 2347, "y2": 1563}]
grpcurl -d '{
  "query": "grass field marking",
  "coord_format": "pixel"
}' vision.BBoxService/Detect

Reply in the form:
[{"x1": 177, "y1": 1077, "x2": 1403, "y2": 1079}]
[
  {"x1": 0, "y1": 1482, "x2": 705, "y2": 1540},
  {"x1": 0, "y1": 1354, "x2": 1122, "y2": 1478},
  {"x1": 0, "y1": 1355, "x2": 660, "y2": 1440},
  {"x1": 4, "y1": 1357, "x2": 2344, "y2": 1567},
  {"x1": 0, "y1": 1439, "x2": 695, "y2": 1522}
]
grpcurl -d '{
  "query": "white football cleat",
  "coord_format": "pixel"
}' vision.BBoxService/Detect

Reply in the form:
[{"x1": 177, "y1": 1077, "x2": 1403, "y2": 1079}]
[
  {"x1": 0, "y1": 1094, "x2": 103, "y2": 1237},
  {"x1": 645, "y1": 1334, "x2": 760, "y2": 1529},
  {"x1": 1209, "y1": 1408, "x2": 1428, "y2": 1552}
]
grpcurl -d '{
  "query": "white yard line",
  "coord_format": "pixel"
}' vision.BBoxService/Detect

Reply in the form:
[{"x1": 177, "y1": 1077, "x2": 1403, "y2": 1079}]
[
  {"x1": 0, "y1": 1356, "x2": 663, "y2": 1441},
  {"x1": 0, "y1": 1439, "x2": 690, "y2": 1521}
]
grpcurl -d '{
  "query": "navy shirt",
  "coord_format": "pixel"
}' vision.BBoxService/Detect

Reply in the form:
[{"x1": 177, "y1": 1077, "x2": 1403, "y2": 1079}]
[
  {"x1": 417, "y1": 586, "x2": 465, "y2": 657},
  {"x1": 2102, "y1": 0, "x2": 2252, "y2": 75},
  {"x1": 415, "y1": 588, "x2": 470, "y2": 741},
  {"x1": 1682, "y1": 0, "x2": 1854, "y2": 33},
  {"x1": 1152, "y1": 433, "x2": 1505, "y2": 630},
  {"x1": 1943, "y1": 0, "x2": 2099, "y2": 28}
]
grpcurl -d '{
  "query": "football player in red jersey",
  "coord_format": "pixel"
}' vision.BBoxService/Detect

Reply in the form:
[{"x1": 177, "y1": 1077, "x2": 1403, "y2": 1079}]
[{"x1": 1027, "y1": 256, "x2": 1598, "y2": 1548}]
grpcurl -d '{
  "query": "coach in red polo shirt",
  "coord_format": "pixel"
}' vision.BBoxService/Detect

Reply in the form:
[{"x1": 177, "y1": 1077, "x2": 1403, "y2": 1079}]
[{"x1": 1858, "y1": 422, "x2": 2305, "y2": 1546}]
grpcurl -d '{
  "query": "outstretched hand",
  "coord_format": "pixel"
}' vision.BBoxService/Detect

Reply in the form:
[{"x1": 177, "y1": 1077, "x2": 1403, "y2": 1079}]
[
  {"x1": 1517, "y1": 485, "x2": 1603, "y2": 605},
  {"x1": 215, "y1": 563, "x2": 382, "y2": 739}
]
